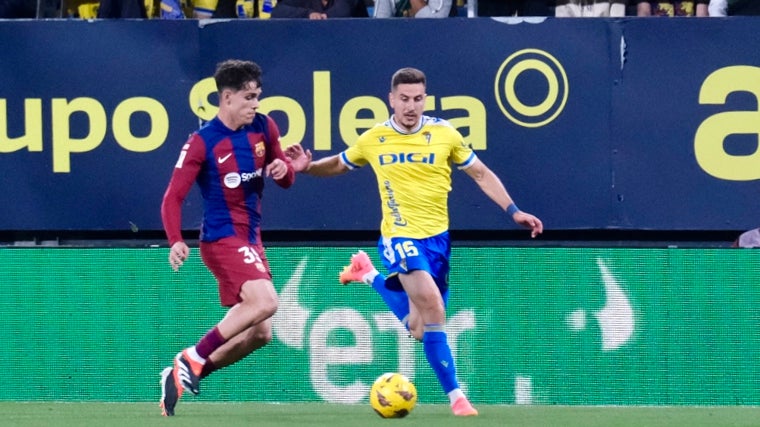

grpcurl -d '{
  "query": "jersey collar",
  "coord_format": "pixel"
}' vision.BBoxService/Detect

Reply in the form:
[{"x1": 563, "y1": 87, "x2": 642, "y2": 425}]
[{"x1": 389, "y1": 115, "x2": 424, "y2": 135}]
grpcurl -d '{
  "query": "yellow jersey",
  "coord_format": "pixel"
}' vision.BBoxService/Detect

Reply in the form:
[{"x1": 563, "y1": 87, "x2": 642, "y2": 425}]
[{"x1": 340, "y1": 115, "x2": 476, "y2": 239}]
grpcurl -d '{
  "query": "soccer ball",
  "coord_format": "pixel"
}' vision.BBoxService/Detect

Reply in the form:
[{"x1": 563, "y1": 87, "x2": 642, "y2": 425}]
[{"x1": 369, "y1": 372, "x2": 417, "y2": 418}]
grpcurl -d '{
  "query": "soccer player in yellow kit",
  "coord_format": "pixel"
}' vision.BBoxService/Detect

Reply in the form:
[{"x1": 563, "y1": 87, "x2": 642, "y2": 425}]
[{"x1": 286, "y1": 67, "x2": 542, "y2": 416}]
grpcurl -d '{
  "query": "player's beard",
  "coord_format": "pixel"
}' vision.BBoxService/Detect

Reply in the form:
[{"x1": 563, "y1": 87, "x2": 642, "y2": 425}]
[{"x1": 400, "y1": 112, "x2": 419, "y2": 130}]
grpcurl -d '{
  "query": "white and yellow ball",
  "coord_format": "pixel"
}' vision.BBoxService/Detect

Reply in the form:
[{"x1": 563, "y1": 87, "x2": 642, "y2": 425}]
[{"x1": 369, "y1": 372, "x2": 418, "y2": 418}]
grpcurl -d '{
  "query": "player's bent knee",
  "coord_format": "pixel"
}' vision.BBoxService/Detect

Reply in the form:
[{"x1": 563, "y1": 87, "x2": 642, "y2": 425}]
[
  {"x1": 252, "y1": 329, "x2": 273, "y2": 345},
  {"x1": 408, "y1": 321, "x2": 424, "y2": 341},
  {"x1": 259, "y1": 299, "x2": 278, "y2": 319}
]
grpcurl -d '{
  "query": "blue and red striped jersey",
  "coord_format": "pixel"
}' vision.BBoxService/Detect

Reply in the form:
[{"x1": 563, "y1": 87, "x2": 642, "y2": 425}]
[{"x1": 161, "y1": 113, "x2": 295, "y2": 245}]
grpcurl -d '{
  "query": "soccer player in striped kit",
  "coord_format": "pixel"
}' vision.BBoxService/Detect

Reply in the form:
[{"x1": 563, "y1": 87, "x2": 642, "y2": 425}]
[
  {"x1": 287, "y1": 67, "x2": 543, "y2": 416},
  {"x1": 159, "y1": 59, "x2": 308, "y2": 416}
]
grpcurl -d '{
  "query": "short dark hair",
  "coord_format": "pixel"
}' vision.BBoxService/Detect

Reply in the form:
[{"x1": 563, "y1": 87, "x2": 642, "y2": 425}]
[
  {"x1": 391, "y1": 67, "x2": 426, "y2": 91},
  {"x1": 214, "y1": 59, "x2": 262, "y2": 93}
]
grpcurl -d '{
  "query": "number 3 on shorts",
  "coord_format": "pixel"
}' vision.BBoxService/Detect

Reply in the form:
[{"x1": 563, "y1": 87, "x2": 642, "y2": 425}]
[{"x1": 238, "y1": 246, "x2": 263, "y2": 264}]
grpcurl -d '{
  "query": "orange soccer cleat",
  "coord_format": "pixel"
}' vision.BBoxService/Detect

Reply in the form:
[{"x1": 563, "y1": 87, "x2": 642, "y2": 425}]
[
  {"x1": 451, "y1": 396, "x2": 479, "y2": 416},
  {"x1": 339, "y1": 250, "x2": 376, "y2": 285}
]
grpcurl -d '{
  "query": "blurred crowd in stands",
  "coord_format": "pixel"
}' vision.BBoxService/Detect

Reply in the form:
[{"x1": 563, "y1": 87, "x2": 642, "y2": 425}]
[{"x1": 1, "y1": 0, "x2": 758, "y2": 24}]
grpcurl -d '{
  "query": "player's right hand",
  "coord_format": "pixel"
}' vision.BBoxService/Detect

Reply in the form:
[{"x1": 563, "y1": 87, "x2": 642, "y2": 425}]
[
  {"x1": 169, "y1": 241, "x2": 190, "y2": 271},
  {"x1": 285, "y1": 144, "x2": 312, "y2": 173}
]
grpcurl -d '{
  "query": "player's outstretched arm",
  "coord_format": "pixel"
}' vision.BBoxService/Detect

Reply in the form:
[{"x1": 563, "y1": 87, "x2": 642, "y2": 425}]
[
  {"x1": 285, "y1": 144, "x2": 347, "y2": 176},
  {"x1": 464, "y1": 159, "x2": 543, "y2": 238},
  {"x1": 309, "y1": 155, "x2": 348, "y2": 176}
]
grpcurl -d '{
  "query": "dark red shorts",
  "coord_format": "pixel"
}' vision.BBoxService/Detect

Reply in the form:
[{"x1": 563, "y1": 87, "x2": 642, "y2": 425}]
[{"x1": 200, "y1": 236, "x2": 272, "y2": 307}]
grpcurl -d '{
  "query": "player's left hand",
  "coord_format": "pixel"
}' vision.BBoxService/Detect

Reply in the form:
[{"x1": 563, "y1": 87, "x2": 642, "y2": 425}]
[
  {"x1": 285, "y1": 144, "x2": 312, "y2": 173},
  {"x1": 513, "y1": 211, "x2": 543, "y2": 238},
  {"x1": 266, "y1": 158, "x2": 289, "y2": 180}
]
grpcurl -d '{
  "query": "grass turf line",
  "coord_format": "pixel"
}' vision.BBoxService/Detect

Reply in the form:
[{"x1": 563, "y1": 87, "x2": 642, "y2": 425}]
[{"x1": 0, "y1": 402, "x2": 758, "y2": 427}]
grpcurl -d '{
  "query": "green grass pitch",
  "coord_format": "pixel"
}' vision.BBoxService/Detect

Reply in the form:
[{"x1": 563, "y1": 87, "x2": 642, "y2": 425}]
[{"x1": 1, "y1": 402, "x2": 758, "y2": 427}]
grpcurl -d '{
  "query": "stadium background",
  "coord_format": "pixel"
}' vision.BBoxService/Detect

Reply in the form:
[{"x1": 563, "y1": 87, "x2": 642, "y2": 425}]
[{"x1": 1, "y1": 17, "x2": 759, "y2": 405}]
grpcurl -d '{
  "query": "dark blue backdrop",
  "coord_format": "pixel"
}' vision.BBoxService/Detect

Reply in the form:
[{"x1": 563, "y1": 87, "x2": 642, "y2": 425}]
[{"x1": 1, "y1": 18, "x2": 758, "y2": 232}]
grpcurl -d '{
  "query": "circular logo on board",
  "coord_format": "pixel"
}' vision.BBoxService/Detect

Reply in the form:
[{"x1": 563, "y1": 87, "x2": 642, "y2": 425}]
[{"x1": 494, "y1": 49, "x2": 569, "y2": 128}]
